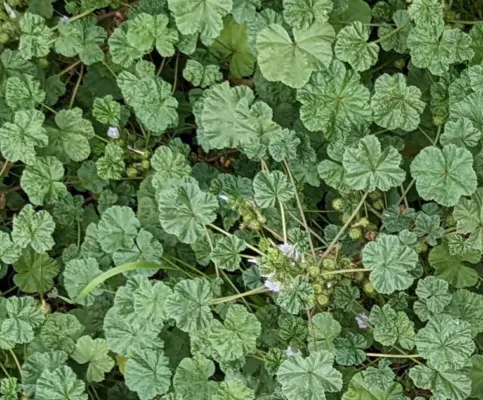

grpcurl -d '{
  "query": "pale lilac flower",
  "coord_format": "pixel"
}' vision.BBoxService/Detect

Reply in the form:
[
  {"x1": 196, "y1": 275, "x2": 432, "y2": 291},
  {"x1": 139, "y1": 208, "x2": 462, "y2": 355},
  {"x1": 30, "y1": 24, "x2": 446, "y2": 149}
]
[
  {"x1": 285, "y1": 346, "x2": 299, "y2": 357},
  {"x1": 7, "y1": 9, "x2": 16, "y2": 18},
  {"x1": 107, "y1": 126, "x2": 120, "y2": 139},
  {"x1": 278, "y1": 242, "x2": 301, "y2": 262},
  {"x1": 264, "y1": 275, "x2": 281, "y2": 292},
  {"x1": 247, "y1": 258, "x2": 258, "y2": 265},
  {"x1": 47, "y1": 287, "x2": 59, "y2": 299},
  {"x1": 59, "y1": 15, "x2": 69, "y2": 23},
  {"x1": 355, "y1": 313, "x2": 370, "y2": 329},
  {"x1": 218, "y1": 194, "x2": 229, "y2": 201}
]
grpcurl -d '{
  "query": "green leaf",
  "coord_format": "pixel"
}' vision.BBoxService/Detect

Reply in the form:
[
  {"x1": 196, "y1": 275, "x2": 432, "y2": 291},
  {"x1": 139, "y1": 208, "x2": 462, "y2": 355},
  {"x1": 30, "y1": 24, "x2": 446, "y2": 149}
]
[
  {"x1": 413, "y1": 276, "x2": 452, "y2": 322},
  {"x1": 408, "y1": 0, "x2": 443, "y2": 26},
  {"x1": 414, "y1": 213, "x2": 444, "y2": 246},
  {"x1": 409, "y1": 365, "x2": 471, "y2": 400},
  {"x1": 96, "y1": 143, "x2": 125, "y2": 181},
  {"x1": 446, "y1": 289, "x2": 483, "y2": 337},
  {"x1": 277, "y1": 351, "x2": 343, "y2": 400},
  {"x1": 35, "y1": 365, "x2": 87, "y2": 400},
  {"x1": 20, "y1": 156, "x2": 67, "y2": 206},
  {"x1": 256, "y1": 22, "x2": 335, "y2": 88},
  {"x1": 276, "y1": 276, "x2": 315, "y2": 314},
  {"x1": 440, "y1": 117, "x2": 481, "y2": 148},
  {"x1": 208, "y1": 304, "x2": 261, "y2": 361},
  {"x1": 133, "y1": 278, "x2": 172, "y2": 323},
  {"x1": 71, "y1": 336, "x2": 114, "y2": 382},
  {"x1": 93, "y1": 95, "x2": 121, "y2": 126},
  {"x1": 150, "y1": 146, "x2": 192, "y2": 191},
  {"x1": 27, "y1": 0, "x2": 54, "y2": 18},
  {"x1": 157, "y1": 180, "x2": 218, "y2": 244},
  {"x1": 283, "y1": 0, "x2": 332, "y2": 29},
  {"x1": 318, "y1": 160, "x2": 351, "y2": 194},
  {"x1": 117, "y1": 62, "x2": 178, "y2": 133},
  {"x1": 1, "y1": 296, "x2": 44, "y2": 344},
  {"x1": 0, "y1": 377, "x2": 19, "y2": 400},
  {"x1": 168, "y1": 0, "x2": 232, "y2": 44},
  {"x1": 470, "y1": 355, "x2": 483, "y2": 399},
  {"x1": 55, "y1": 17, "x2": 107, "y2": 65},
  {"x1": 125, "y1": 348, "x2": 171, "y2": 400},
  {"x1": 371, "y1": 73, "x2": 425, "y2": 131},
  {"x1": 13, "y1": 249, "x2": 59, "y2": 294},
  {"x1": 335, "y1": 22, "x2": 379, "y2": 72},
  {"x1": 108, "y1": 24, "x2": 146, "y2": 68},
  {"x1": 211, "y1": 235, "x2": 246, "y2": 271},
  {"x1": 369, "y1": 304, "x2": 415, "y2": 350},
  {"x1": 52, "y1": 193, "x2": 84, "y2": 226},
  {"x1": 410, "y1": 144, "x2": 477, "y2": 207},
  {"x1": 47, "y1": 108, "x2": 94, "y2": 162},
  {"x1": 5, "y1": 74, "x2": 45, "y2": 111},
  {"x1": 378, "y1": 10, "x2": 411, "y2": 53},
  {"x1": 165, "y1": 278, "x2": 214, "y2": 333},
  {"x1": 342, "y1": 135, "x2": 405, "y2": 192},
  {"x1": 453, "y1": 188, "x2": 483, "y2": 252},
  {"x1": 0, "y1": 109, "x2": 47, "y2": 164},
  {"x1": 415, "y1": 314, "x2": 475, "y2": 371},
  {"x1": 362, "y1": 234, "x2": 418, "y2": 294},
  {"x1": 64, "y1": 258, "x2": 103, "y2": 306},
  {"x1": 22, "y1": 350, "x2": 68, "y2": 398},
  {"x1": 253, "y1": 170, "x2": 294, "y2": 208},
  {"x1": 182, "y1": 60, "x2": 223, "y2": 88},
  {"x1": 38, "y1": 313, "x2": 83, "y2": 354},
  {"x1": 343, "y1": 369, "x2": 407, "y2": 400},
  {"x1": 450, "y1": 92, "x2": 483, "y2": 134},
  {"x1": 232, "y1": 0, "x2": 260, "y2": 24},
  {"x1": 0, "y1": 232, "x2": 21, "y2": 265},
  {"x1": 428, "y1": 241, "x2": 480, "y2": 288},
  {"x1": 334, "y1": 332, "x2": 367, "y2": 366},
  {"x1": 268, "y1": 128, "x2": 301, "y2": 162},
  {"x1": 128, "y1": 13, "x2": 178, "y2": 56},
  {"x1": 97, "y1": 206, "x2": 140, "y2": 253},
  {"x1": 12, "y1": 205, "x2": 55, "y2": 253},
  {"x1": 173, "y1": 357, "x2": 218, "y2": 400},
  {"x1": 211, "y1": 16, "x2": 256, "y2": 78},
  {"x1": 19, "y1": 12, "x2": 54, "y2": 59},
  {"x1": 213, "y1": 379, "x2": 255, "y2": 400}
]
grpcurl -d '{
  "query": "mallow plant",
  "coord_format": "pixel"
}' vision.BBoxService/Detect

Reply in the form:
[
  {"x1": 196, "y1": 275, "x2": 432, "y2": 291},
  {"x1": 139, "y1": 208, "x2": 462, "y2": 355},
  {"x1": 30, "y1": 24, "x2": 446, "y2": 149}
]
[{"x1": 1, "y1": 0, "x2": 483, "y2": 399}]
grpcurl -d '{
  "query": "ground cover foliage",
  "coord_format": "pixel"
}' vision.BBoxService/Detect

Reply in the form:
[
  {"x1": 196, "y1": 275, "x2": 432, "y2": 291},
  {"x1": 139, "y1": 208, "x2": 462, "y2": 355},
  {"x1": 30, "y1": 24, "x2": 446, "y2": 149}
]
[{"x1": 1, "y1": 0, "x2": 483, "y2": 398}]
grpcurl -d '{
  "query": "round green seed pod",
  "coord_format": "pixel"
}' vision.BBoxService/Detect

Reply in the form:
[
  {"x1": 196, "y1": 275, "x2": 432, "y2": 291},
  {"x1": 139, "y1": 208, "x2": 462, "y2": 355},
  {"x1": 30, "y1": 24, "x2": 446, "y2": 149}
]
[
  {"x1": 308, "y1": 265, "x2": 320, "y2": 277},
  {"x1": 126, "y1": 167, "x2": 139, "y2": 178},
  {"x1": 317, "y1": 294, "x2": 330, "y2": 307},
  {"x1": 142, "y1": 159, "x2": 150, "y2": 170},
  {"x1": 313, "y1": 283, "x2": 324, "y2": 294},
  {"x1": 322, "y1": 258, "x2": 336, "y2": 271},
  {"x1": 332, "y1": 198, "x2": 344, "y2": 211},
  {"x1": 363, "y1": 281, "x2": 375, "y2": 296},
  {"x1": 348, "y1": 227, "x2": 362, "y2": 240}
]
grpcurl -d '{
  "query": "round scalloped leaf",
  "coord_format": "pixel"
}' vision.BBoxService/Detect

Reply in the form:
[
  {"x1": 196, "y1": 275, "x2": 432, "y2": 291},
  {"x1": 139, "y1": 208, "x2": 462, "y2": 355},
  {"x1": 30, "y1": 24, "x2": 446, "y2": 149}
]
[
  {"x1": 211, "y1": 235, "x2": 247, "y2": 271},
  {"x1": 5, "y1": 74, "x2": 45, "y2": 111},
  {"x1": 97, "y1": 206, "x2": 140, "y2": 253},
  {"x1": 276, "y1": 276, "x2": 315, "y2": 315},
  {"x1": 453, "y1": 188, "x2": 483, "y2": 252},
  {"x1": 343, "y1": 370, "x2": 408, "y2": 400},
  {"x1": 277, "y1": 351, "x2": 343, "y2": 400},
  {"x1": 12, "y1": 205, "x2": 55, "y2": 253},
  {"x1": 342, "y1": 135, "x2": 405, "y2": 192},
  {"x1": 253, "y1": 170, "x2": 294, "y2": 208},
  {"x1": 182, "y1": 60, "x2": 223, "y2": 88},
  {"x1": 408, "y1": 0, "x2": 443, "y2": 26},
  {"x1": 362, "y1": 235, "x2": 418, "y2": 295},
  {"x1": 63, "y1": 258, "x2": 103, "y2": 306},
  {"x1": 413, "y1": 276, "x2": 451, "y2": 322},
  {"x1": 173, "y1": 357, "x2": 218, "y2": 400},
  {"x1": 256, "y1": 22, "x2": 335, "y2": 88},
  {"x1": 13, "y1": 249, "x2": 59, "y2": 294},
  {"x1": 1, "y1": 296, "x2": 44, "y2": 344},
  {"x1": 371, "y1": 73, "x2": 425, "y2": 132},
  {"x1": 150, "y1": 146, "x2": 191, "y2": 191},
  {"x1": 297, "y1": 60, "x2": 372, "y2": 139},
  {"x1": 72, "y1": 336, "x2": 114, "y2": 383},
  {"x1": 283, "y1": 0, "x2": 332, "y2": 30},
  {"x1": 440, "y1": 117, "x2": 481, "y2": 148},
  {"x1": 410, "y1": 144, "x2": 477, "y2": 207},
  {"x1": 213, "y1": 379, "x2": 254, "y2": 400},
  {"x1": 19, "y1": 12, "x2": 54, "y2": 59},
  {"x1": 35, "y1": 365, "x2": 87, "y2": 400},
  {"x1": 335, "y1": 21, "x2": 379, "y2": 72},
  {"x1": 415, "y1": 314, "x2": 475, "y2": 371},
  {"x1": 369, "y1": 304, "x2": 415, "y2": 350},
  {"x1": 378, "y1": 10, "x2": 411, "y2": 53},
  {"x1": 446, "y1": 289, "x2": 483, "y2": 337}
]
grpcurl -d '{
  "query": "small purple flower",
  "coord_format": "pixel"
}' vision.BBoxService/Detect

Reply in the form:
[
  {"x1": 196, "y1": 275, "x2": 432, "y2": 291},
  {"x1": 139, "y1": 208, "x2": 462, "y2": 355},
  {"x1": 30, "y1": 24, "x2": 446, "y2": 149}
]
[
  {"x1": 264, "y1": 275, "x2": 281, "y2": 292},
  {"x1": 355, "y1": 313, "x2": 370, "y2": 329},
  {"x1": 107, "y1": 126, "x2": 120, "y2": 139},
  {"x1": 278, "y1": 242, "x2": 301, "y2": 262},
  {"x1": 218, "y1": 194, "x2": 229, "y2": 202},
  {"x1": 59, "y1": 15, "x2": 70, "y2": 23},
  {"x1": 285, "y1": 346, "x2": 299, "y2": 357}
]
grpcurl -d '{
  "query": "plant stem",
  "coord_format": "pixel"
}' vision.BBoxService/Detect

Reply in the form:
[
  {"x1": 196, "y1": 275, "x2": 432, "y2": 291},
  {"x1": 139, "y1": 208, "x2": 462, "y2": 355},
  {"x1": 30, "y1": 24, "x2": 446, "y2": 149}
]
[
  {"x1": 320, "y1": 268, "x2": 370, "y2": 277},
  {"x1": 59, "y1": 60, "x2": 82, "y2": 76},
  {"x1": 447, "y1": 19, "x2": 483, "y2": 24},
  {"x1": 172, "y1": 52, "x2": 180, "y2": 94},
  {"x1": 0, "y1": 360, "x2": 10, "y2": 378},
  {"x1": 212, "y1": 287, "x2": 269, "y2": 304},
  {"x1": 433, "y1": 125, "x2": 442, "y2": 146},
  {"x1": 52, "y1": 8, "x2": 97, "y2": 30},
  {"x1": 209, "y1": 224, "x2": 264, "y2": 256},
  {"x1": 321, "y1": 192, "x2": 369, "y2": 258},
  {"x1": 204, "y1": 226, "x2": 219, "y2": 278},
  {"x1": 41, "y1": 103, "x2": 57, "y2": 114},
  {"x1": 0, "y1": 161, "x2": 9, "y2": 177},
  {"x1": 366, "y1": 352, "x2": 421, "y2": 359},
  {"x1": 219, "y1": 269, "x2": 252, "y2": 310},
  {"x1": 400, "y1": 184, "x2": 409, "y2": 209},
  {"x1": 159, "y1": 257, "x2": 195, "y2": 278},
  {"x1": 372, "y1": 22, "x2": 408, "y2": 44},
  {"x1": 69, "y1": 64, "x2": 84, "y2": 109},
  {"x1": 157, "y1": 57, "x2": 168, "y2": 76},
  {"x1": 279, "y1": 201, "x2": 287, "y2": 244},
  {"x1": 396, "y1": 179, "x2": 415, "y2": 207},
  {"x1": 283, "y1": 160, "x2": 316, "y2": 257},
  {"x1": 8, "y1": 350, "x2": 22, "y2": 377}
]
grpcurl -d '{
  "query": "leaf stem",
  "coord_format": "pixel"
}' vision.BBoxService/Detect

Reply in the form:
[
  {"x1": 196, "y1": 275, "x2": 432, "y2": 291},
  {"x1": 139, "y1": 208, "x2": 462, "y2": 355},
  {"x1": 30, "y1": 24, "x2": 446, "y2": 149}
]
[
  {"x1": 446, "y1": 19, "x2": 483, "y2": 24},
  {"x1": 320, "y1": 268, "x2": 370, "y2": 277},
  {"x1": 59, "y1": 60, "x2": 82, "y2": 76},
  {"x1": 279, "y1": 201, "x2": 287, "y2": 244},
  {"x1": 69, "y1": 64, "x2": 84, "y2": 109},
  {"x1": 212, "y1": 286, "x2": 269, "y2": 304},
  {"x1": 172, "y1": 52, "x2": 180, "y2": 94},
  {"x1": 366, "y1": 352, "x2": 422, "y2": 359},
  {"x1": 321, "y1": 192, "x2": 369, "y2": 258},
  {"x1": 75, "y1": 261, "x2": 176, "y2": 302},
  {"x1": 209, "y1": 224, "x2": 264, "y2": 256},
  {"x1": 8, "y1": 350, "x2": 22, "y2": 377},
  {"x1": 52, "y1": 8, "x2": 97, "y2": 31},
  {"x1": 372, "y1": 22, "x2": 409, "y2": 44},
  {"x1": 41, "y1": 103, "x2": 57, "y2": 114},
  {"x1": 204, "y1": 226, "x2": 219, "y2": 278}
]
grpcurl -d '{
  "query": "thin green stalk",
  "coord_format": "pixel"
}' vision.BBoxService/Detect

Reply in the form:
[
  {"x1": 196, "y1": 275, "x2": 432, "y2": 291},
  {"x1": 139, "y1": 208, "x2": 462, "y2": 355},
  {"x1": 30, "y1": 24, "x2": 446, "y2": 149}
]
[
  {"x1": 59, "y1": 60, "x2": 82, "y2": 76},
  {"x1": 0, "y1": 161, "x2": 9, "y2": 177},
  {"x1": 75, "y1": 261, "x2": 176, "y2": 302},
  {"x1": 52, "y1": 8, "x2": 97, "y2": 30},
  {"x1": 154, "y1": 257, "x2": 195, "y2": 278},
  {"x1": 366, "y1": 353, "x2": 421, "y2": 359},
  {"x1": 157, "y1": 57, "x2": 168, "y2": 76},
  {"x1": 433, "y1": 125, "x2": 442, "y2": 146},
  {"x1": 8, "y1": 350, "x2": 21, "y2": 377},
  {"x1": 279, "y1": 201, "x2": 287, "y2": 244},
  {"x1": 446, "y1": 19, "x2": 483, "y2": 24},
  {"x1": 212, "y1": 286, "x2": 269, "y2": 304},
  {"x1": 93, "y1": 133, "x2": 110, "y2": 144},
  {"x1": 167, "y1": 256, "x2": 207, "y2": 277},
  {"x1": 101, "y1": 61, "x2": 117, "y2": 79},
  {"x1": 283, "y1": 160, "x2": 316, "y2": 257},
  {"x1": 320, "y1": 268, "x2": 370, "y2": 277},
  {"x1": 396, "y1": 179, "x2": 415, "y2": 207},
  {"x1": 219, "y1": 269, "x2": 252, "y2": 310},
  {"x1": 172, "y1": 52, "x2": 180, "y2": 94},
  {"x1": 209, "y1": 224, "x2": 264, "y2": 256},
  {"x1": 77, "y1": 220, "x2": 81, "y2": 248},
  {"x1": 321, "y1": 192, "x2": 369, "y2": 258},
  {"x1": 0, "y1": 359, "x2": 10, "y2": 378},
  {"x1": 69, "y1": 64, "x2": 84, "y2": 108},
  {"x1": 372, "y1": 22, "x2": 409, "y2": 44},
  {"x1": 204, "y1": 226, "x2": 219, "y2": 278},
  {"x1": 41, "y1": 103, "x2": 57, "y2": 114},
  {"x1": 287, "y1": 211, "x2": 327, "y2": 245}
]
